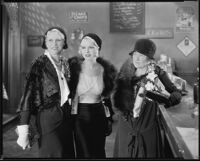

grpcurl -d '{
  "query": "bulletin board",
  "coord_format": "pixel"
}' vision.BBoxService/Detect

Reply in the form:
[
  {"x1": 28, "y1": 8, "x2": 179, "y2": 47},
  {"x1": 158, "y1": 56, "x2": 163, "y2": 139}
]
[{"x1": 110, "y1": 2, "x2": 145, "y2": 33}]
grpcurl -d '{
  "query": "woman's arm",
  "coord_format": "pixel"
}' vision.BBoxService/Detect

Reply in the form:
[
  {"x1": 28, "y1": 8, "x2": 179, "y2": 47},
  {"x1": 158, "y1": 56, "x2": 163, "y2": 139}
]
[
  {"x1": 17, "y1": 60, "x2": 42, "y2": 124},
  {"x1": 113, "y1": 76, "x2": 134, "y2": 114},
  {"x1": 155, "y1": 65, "x2": 182, "y2": 107}
]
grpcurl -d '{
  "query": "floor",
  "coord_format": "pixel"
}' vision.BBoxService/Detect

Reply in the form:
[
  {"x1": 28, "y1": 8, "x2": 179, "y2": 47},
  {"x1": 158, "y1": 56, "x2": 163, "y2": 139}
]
[{"x1": 2, "y1": 113, "x2": 119, "y2": 158}]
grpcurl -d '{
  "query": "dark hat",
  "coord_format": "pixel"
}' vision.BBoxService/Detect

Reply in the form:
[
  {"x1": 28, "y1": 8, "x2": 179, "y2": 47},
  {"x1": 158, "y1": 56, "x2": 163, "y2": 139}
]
[
  {"x1": 129, "y1": 39, "x2": 156, "y2": 59},
  {"x1": 42, "y1": 26, "x2": 68, "y2": 49},
  {"x1": 82, "y1": 33, "x2": 102, "y2": 50}
]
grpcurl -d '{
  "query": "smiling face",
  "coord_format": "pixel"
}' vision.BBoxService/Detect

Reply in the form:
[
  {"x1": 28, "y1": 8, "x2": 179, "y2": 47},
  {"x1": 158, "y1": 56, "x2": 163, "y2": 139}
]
[
  {"x1": 45, "y1": 29, "x2": 65, "y2": 56},
  {"x1": 79, "y1": 37, "x2": 99, "y2": 61},
  {"x1": 132, "y1": 51, "x2": 149, "y2": 69}
]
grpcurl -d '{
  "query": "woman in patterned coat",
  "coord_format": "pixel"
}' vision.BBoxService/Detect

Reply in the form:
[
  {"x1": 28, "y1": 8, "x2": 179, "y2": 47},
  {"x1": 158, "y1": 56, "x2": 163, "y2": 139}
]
[{"x1": 16, "y1": 27, "x2": 75, "y2": 158}]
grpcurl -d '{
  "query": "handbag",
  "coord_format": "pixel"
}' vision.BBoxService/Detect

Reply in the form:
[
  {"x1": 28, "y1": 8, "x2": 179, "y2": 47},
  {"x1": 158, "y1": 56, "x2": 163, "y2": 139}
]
[{"x1": 102, "y1": 102, "x2": 112, "y2": 136}]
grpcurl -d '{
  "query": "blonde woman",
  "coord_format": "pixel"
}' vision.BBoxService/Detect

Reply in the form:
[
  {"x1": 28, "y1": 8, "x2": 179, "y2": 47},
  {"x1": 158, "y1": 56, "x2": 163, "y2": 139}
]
[{"x1": 68, "y1": 33, "x2": 117, "y2": 158}]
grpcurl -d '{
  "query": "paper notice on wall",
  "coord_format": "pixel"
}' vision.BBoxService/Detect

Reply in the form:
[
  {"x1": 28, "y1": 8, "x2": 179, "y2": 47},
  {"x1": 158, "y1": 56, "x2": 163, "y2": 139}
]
[
  {"x1": 69, "y1": 11, "x2": 88, "y2": 23},
  {"x1": 176, "y1": 6, "x2": 195, "y2": 32},
  {"x1": 177, "y1": 36, "x2": 196, "y2": 56}
]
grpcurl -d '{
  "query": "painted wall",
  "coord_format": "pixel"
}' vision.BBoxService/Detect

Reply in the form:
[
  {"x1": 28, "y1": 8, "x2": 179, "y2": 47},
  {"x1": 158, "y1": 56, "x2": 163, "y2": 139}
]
[{"x1": 20, "y1": 2, "x2": 199, "y2": 88}]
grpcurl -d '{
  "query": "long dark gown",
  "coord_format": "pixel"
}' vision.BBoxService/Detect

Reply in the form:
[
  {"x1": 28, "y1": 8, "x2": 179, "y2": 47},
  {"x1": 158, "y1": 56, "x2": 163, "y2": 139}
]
[
  {"x1": 113, "y1": 95, "x2": 163, "y2": 158},
  {"x1": 74, "y1": 103, "x2": 107, "y2": 158}
]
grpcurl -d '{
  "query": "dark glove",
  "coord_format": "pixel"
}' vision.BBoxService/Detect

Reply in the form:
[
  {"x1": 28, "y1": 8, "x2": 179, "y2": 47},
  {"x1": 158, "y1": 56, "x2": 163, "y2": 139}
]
[
  {"x1": 102, "y1": 98, "x2": 114, "y2": 123},
  {"x1": 146, "y1": 90, "x2": 169, "y2": 104},
  {"x1": 165, "y1": 92, "x2": 182, "y2": 108},
  {"x1": 105, "y1": 119, "x2": 112, "y2": 136}
]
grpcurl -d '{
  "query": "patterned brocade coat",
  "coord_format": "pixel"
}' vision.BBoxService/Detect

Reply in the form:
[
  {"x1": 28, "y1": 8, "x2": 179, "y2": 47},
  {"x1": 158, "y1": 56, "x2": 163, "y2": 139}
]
[{"x1": 17, "y1": 54, "x2": 71, "y2": 137}]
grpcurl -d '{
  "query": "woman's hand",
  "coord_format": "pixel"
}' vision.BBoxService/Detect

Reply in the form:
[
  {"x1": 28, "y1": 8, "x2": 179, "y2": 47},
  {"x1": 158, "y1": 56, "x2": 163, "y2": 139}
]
[{"x1": 16, "y1": 125, "x2": 31, "y2": 150}]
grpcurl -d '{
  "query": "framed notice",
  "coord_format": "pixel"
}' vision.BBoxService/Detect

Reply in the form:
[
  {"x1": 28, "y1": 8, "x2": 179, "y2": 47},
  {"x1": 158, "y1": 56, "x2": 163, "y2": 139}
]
[
  {"x1": 176, "y1": 6, "x2": 195, "y2": 32},
  {"x1": 27, "y1": 35, "x2": 44, "y2": 47},
  {"x1": 70, "y1": 11, "x2": 88, "y2": 23},
  {"x1": 110, "y1": 2, "x2": 145, "y2": 33}
]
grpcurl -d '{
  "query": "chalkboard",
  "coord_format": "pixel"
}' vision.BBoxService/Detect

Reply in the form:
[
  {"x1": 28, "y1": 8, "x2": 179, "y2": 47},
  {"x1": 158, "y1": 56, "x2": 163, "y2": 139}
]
[{"x1": 110, "y1": 2, "x2": 145, "y2": 33}]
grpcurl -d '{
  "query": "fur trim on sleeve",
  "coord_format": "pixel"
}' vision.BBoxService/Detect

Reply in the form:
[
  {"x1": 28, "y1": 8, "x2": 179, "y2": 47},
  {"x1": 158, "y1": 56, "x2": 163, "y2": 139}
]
[
  {"x1": 113, "y1": 57, "x2": 136, "y2": 114},
  {"x1": 68, "y1": 56, "x2": 83, "y2": 98}
]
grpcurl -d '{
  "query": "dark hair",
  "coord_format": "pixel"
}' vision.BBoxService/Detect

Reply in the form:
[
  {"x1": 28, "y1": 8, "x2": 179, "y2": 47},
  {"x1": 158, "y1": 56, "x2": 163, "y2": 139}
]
[{"x1": 42, "y1": 26, "x2": 68, "y2": 49}]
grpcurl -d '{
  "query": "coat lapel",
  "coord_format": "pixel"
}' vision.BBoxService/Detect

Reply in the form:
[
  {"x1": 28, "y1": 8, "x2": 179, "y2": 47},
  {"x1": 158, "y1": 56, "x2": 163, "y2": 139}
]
[{"x1": 43, "y1": 55, "x2": 59, "y2": 85}]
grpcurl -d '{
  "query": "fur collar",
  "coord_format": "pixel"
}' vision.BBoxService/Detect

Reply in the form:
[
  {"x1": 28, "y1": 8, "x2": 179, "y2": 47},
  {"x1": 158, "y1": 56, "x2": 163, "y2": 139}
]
[{"x1": 68, "y1": 56, "x2": 117, "y2": 99}]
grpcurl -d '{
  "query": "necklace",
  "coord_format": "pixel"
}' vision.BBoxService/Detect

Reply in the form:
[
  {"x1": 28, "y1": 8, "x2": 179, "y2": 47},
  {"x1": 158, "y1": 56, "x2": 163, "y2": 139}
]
[{"x1": 51, "y1": 55, "x2": 63, "y2": 70}]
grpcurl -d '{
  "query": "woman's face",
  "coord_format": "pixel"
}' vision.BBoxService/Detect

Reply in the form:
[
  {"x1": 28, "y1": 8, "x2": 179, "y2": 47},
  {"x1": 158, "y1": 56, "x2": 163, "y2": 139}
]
[
  {"x1": 132, "y1": 51, "x2": 149, "y2": 68},
  {"x1": 79, "y1": 37, "x2": 99, "y2": 61},
  {"x1": 45, "y1": 30, "x2": 64, "y2": 56}
]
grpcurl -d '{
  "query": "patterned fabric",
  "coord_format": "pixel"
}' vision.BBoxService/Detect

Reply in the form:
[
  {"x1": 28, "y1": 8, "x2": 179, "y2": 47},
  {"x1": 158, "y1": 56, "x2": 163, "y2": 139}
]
[
  {"x1": 44, "y1": 51, "x2": 70, "y2": 106},
  {"x1": 17, "y1": 54, "x2": 72, "y2": 134}
]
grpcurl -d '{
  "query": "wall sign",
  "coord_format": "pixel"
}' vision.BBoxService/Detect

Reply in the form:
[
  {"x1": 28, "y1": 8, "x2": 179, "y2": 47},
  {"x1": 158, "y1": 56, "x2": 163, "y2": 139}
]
[
  {"x1": 176, "y1": 6, "x2": 195, "y2": 32},
  {"x1": 70, "y1": 11, "x2": 88, "y2": 23},
  {"x1": 144, "y1": 28, "x2": 174, "y2": 39},
  {"x1": 177, "y1": 36, "x2": 196, "y2": 56},
  {"x1": 110, "y1": 2, "x2": 145, "y2": 33},
  {"x1": 27, "y1": 35, "x2": 44, "y2": 47}
]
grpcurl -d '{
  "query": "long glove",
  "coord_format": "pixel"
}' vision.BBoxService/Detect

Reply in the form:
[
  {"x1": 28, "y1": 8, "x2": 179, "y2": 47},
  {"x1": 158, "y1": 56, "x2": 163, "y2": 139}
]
[
  {"x1": 165, "y1": 92, "x2": 182, "y2": 108},
  {"x1": 16, "y1": 125, "x2": 31, "y2": 150}
]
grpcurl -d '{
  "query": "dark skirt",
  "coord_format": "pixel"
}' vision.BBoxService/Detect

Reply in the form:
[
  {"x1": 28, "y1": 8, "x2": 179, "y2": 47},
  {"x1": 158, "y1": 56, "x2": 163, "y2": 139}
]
[
  {"x1": 38, "y1": 102, "x2": 75, "y2": 158},
  {"x1": 74, "y1": 102, "x2": 107, "y2": 158},
  {"x1": 113, "y1": 101, "x2": 163, "y2": 158}
]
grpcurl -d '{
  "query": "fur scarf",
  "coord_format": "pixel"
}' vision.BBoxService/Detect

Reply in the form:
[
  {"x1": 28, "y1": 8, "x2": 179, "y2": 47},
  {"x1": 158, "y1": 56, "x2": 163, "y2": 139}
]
[{"x1": 68, "y1": 56, "x2": 117, "y2": 99}]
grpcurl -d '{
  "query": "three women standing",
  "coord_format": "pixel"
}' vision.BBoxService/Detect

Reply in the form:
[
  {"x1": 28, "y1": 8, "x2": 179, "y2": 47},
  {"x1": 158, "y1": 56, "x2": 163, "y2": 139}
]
[{"x1": 16, "y1": 27, "x2": 181, "y2": 159}]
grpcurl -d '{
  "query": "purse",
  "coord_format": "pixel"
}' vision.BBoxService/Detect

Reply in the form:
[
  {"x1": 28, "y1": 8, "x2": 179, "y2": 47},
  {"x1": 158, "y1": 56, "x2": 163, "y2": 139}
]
[{"x1": 102, "y1": 101, "x2": 112, "y2": 136}]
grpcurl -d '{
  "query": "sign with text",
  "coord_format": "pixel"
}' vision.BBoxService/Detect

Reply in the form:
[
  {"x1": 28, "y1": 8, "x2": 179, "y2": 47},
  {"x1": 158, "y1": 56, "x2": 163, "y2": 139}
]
[
  {"x1": 110, "y1": 2, "x2": 145, "y2": 33},
  {"x1": 145, "y1": 28, "x2": 174, "y2": 39},
  {"x1": 70, "y1": 11, "x2": 88, "y2": 23}
]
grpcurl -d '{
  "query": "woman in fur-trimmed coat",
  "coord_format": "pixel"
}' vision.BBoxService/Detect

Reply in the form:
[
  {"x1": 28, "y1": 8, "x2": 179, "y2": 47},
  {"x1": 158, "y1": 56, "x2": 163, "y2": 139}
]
[
  {"x1": 113, "y1": 39, "x2": 182, "y2": 158},
  {"x1": 68, "y1": 33, "x2": 117, "y2": 158}
]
